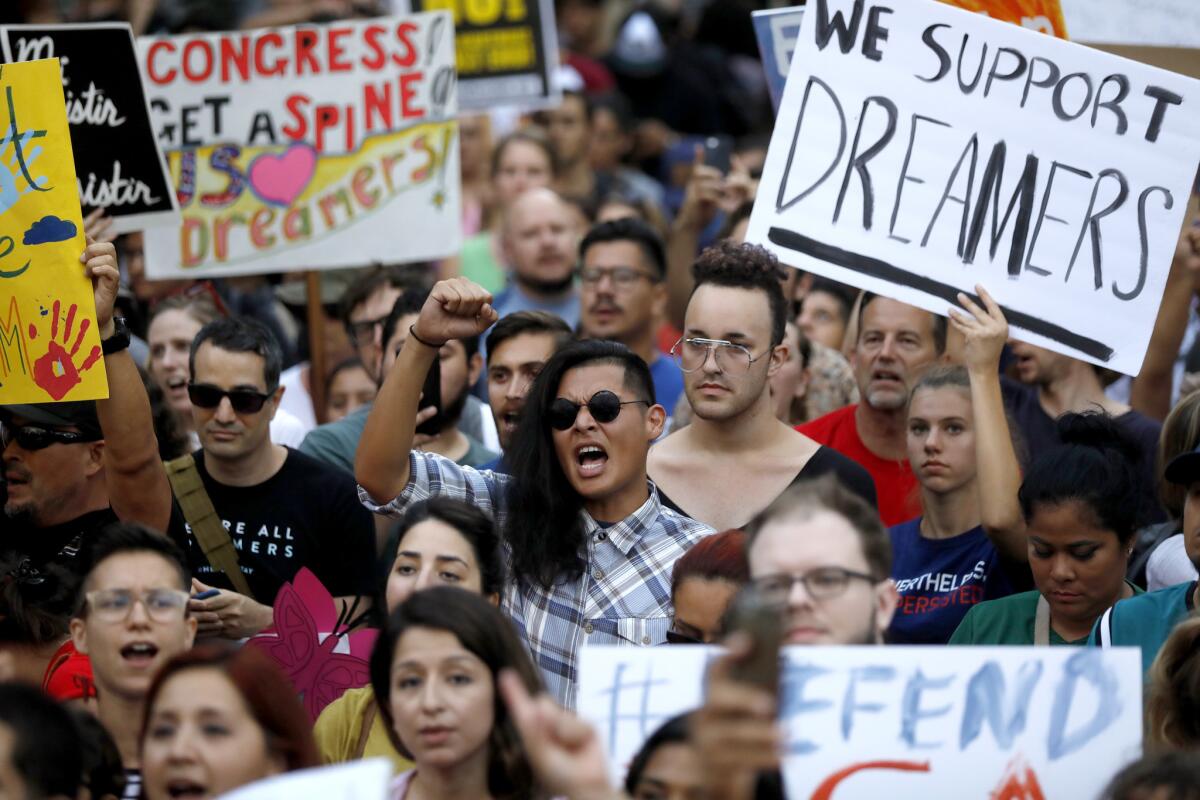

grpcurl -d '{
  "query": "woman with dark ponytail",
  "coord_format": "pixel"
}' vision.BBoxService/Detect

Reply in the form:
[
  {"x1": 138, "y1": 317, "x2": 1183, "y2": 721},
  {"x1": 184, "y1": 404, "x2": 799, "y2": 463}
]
[{"x1": 951, "y1": 412, "x2": 1146, "y2": 646}]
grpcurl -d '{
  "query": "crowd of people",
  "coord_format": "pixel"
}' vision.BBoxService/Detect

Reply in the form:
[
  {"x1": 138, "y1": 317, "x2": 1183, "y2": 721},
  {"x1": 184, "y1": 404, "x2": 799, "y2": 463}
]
[{"x1": 3, "y1": 0, "x2": 1200, "y2": 799}]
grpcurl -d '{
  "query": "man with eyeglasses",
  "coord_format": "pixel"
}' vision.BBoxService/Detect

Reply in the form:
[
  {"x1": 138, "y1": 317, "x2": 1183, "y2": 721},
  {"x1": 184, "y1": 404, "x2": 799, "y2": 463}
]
[
  {"x1": 357, "y1": 278, "x2": 712, "y2": 706},
  {"x1": 338, "y1": 265, "x2": 421, "y2": 381},
  {"x1": 179, "y1": 316, "x2": 375, "y2": 639},
  {"x1": 578, "y1": 218, "x2": 685, "y2": 414},
  {"x1": 693, "y1": 476, "x2": 898, "y2": 797},
  {"x1": 69, "y1": 523, "x2": 197, "y2": 797},
  {"x1": 3, "y1": 240, "x2": 174, "y2": 602},
  {"x1": 648, "y1": 241, "x2": 875, "y2": 531}
]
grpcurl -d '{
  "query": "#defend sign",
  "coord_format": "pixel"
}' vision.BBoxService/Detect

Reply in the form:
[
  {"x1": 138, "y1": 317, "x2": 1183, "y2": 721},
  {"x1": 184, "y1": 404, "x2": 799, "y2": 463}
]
[
  {"x1": 0, "y1": 24, "x2": 179, "y2": 233},
  {"x1": 138, "y1": 14, "x2": 460, "y2": 279},
  {"x1": 577, "y1": 645, "x2": 1143, "y2": 799},
  {"x1": 745, "y1": 0, "x2": 1200, "y2": 376}
]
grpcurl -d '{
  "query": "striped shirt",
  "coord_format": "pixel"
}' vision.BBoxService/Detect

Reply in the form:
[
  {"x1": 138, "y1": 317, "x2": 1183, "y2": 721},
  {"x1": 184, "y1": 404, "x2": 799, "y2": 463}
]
[{"x1": 359, "y1": 451, "x2": 713, "y2": 707}]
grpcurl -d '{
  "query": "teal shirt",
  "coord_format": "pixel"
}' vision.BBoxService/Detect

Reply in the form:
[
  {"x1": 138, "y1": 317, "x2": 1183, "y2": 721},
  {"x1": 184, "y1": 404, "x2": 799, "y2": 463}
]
[
  {"x1": 950, "y1": 583, "x2": 1144, "y2": 646},
  {"x1": 1088, "y1": 580, "x2": 1195, "y2": 676}
]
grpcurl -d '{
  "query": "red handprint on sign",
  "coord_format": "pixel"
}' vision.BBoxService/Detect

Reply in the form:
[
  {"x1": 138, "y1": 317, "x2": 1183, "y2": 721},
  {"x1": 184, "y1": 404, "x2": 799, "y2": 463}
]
[{"x1": 29, "y1": 299, "x2": 101, "y2": 400}]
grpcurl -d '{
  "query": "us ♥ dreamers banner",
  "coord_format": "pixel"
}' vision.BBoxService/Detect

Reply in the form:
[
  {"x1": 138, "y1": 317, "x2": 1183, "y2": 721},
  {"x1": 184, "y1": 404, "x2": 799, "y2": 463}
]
[
  {"x1": 138, "y1": 13, "x2": 460, "y2": 278},
  {"x1": 0, "y1": 59, "x2": 107, "y2": 404}
]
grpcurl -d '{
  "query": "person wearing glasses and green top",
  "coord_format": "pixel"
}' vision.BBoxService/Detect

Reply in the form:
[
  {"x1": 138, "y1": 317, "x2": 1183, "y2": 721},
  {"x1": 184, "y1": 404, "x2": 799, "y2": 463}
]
[
  {"x1": 648, "y1": 240, "x2": 875, "y2": 532},
  {"x1": 356, "y1": 277, "x2": 713, "y2": 707},
  {"x1": 178, "y1": 316, "x2": 375, "y2": 640},
  {"x1": 69, "y1": 523, "x2": 198, "y2": 800},
  {"x1": 578, "y1": 217, "x2": 685, "y2": 415}
]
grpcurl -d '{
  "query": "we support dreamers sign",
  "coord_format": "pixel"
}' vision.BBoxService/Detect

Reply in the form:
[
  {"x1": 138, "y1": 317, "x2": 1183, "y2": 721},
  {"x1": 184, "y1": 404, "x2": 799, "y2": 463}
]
[
  {"x1": 0, "y1": 59, "x2": 106, "y2": 404},
  {"x1": 745, "y1": 0, "x2": 1200, "y2": 376},
  {"x1": 0, "y1": 24, "x2": 179, "y2": 233},
  {"x1": 578, "y1": 646, "x2": 1142, "y2": 799},
  {"x1": 138, "y1": 15, "x2": 459, "y2": 279}
]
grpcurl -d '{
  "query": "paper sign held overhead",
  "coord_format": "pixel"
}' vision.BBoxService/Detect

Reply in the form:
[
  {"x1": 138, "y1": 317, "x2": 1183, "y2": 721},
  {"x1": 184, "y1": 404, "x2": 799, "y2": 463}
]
[
  {"x1": 0, "y1": 59, "x2": 106, "y2": 405},
  {"x1": 0, "y1": 24, "x2": 179, "y2": 234},
  {"x1": 137, "y1": 14, "x2": 461, "y2": 279},
  {"x1": 578, "y1": 645, "x2": 1143, "y2": 800},
  {"x1": 746, "y1": 0, "x2": 1200, "y2": 376}
]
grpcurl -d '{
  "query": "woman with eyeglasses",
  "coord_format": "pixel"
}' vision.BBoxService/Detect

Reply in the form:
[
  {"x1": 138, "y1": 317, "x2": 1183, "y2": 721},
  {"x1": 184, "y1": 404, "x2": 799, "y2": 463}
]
[
  {"x1": 886, "y1": 288, "x2": 1027, "y2": 644},
  {"x1": 140, "y1": 644, "x2": 319, "y2": 800},
  {"x1": 666, "y1": 530, "x2": 749, "y2": 645},
  {"x1": 314, "y1": 498, "x2": 504, "y2": 772}
]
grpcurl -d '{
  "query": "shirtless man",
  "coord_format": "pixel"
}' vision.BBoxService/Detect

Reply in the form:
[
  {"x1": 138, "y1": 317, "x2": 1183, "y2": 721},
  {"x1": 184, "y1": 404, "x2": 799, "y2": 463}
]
[{"x1": 648, "y1": 241, "x2": 875, "y2": 531}]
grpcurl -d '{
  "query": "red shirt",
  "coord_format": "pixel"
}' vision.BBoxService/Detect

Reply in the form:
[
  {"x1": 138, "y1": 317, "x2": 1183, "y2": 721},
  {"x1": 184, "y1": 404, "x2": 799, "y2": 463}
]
[
  {"x1": 42, "y1": 639, "x2": 95, "y2": 703},
  {"x1": 797, "y1": 405, "x2": 920, "y2": 526}
]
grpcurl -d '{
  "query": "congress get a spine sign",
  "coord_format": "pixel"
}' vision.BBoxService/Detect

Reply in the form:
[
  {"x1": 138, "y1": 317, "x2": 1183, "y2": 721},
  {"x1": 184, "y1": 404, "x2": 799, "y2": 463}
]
[
  {"x1": 138, "y1": 14, "x2": 460, "y2": 279},
  {"x1": 745, "y1": 0, "x2": 1200, "y2": 376}
]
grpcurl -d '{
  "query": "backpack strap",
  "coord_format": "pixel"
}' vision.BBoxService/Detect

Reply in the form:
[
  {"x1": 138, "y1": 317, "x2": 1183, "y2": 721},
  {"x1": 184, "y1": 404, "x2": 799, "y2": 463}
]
[
  {"x1": 1034, "y1": 594, "x2": 1051, "y2": 646},
  {"x1": 164, "y1": 454, "x2": 255, "y2": 600},
  {"x1": 353, "y1": 696, "x2": 379, "y2": 760}
]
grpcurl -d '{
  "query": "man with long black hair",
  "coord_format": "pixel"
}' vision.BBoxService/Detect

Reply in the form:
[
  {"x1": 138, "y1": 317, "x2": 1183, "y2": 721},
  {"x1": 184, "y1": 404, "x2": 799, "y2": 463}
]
[{"x1": 357, "y1": 278, "x2": 713, "y2": 706}]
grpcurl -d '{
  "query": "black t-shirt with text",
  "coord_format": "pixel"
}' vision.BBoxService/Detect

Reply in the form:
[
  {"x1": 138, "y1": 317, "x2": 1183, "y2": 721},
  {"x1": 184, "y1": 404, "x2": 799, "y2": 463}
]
[{"x1": 173, "y1": 448, "x2": 375, "y2": 605}]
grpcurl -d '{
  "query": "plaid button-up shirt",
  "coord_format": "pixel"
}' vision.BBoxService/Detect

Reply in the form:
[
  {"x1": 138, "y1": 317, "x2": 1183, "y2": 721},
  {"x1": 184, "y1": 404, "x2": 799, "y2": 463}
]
[{"x1": 359, "y1": 451, "x2": 713, "y2": 707}]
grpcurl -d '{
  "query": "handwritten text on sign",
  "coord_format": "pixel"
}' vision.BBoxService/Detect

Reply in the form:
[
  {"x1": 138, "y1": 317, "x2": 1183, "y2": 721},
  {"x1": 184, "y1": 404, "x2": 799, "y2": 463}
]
[
  {"x1": 745, "y1": 0, "x2": 1200, "y2": 376},
  {"x1": 578, "y1": 645, "x2": 1142, "y2": 799},
  {"x1": 0, "y1": 59, "x2": 105, "y2": 404},
  {"x1": 138, "y1": 14, "x2": 460, "y2": 278}
]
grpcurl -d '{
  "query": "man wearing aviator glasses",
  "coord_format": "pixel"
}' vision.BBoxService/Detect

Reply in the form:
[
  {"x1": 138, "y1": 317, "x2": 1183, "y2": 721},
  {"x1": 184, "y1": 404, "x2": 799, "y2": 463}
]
[{"x1": 357, "y1": 277, "x2": 713, "y2": 707}]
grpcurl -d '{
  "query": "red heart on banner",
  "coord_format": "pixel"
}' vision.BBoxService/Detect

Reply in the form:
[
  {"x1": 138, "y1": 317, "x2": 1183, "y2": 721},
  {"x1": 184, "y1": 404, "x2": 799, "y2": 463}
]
[{"x1": 248, "y1": 143, "x2": 318, "y2": 207}]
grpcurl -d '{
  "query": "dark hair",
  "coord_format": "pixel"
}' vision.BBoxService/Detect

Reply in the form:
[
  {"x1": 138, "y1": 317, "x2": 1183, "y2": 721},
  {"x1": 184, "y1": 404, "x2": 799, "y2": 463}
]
[
  {"x1": 787, "y1": 322, "x2": 812, "y2": 370},
  {"x1": 590, "y1": 91, "x2": 635, "y2": 131},
  {"x1": 858, "y1": 292, "x2": 948, "y2": 355},
  {"x1": 190, "y1": 316, "x2": 283, "y2": 392},
  {"x1": 1157, "y1": 390, "x2": 1200, "y2": 519},
  {"x1": 78, "y1": 522, "x2": 191, "y2": 608},
  {"x1": 380, "y1": 290, "x2": 431, "y2": 356},
  {"x1": 142, "y1": 643, "x2": 320, "y2": 771},
  {"x1": 690, "y1": 240, "x2": 788, "y2": 347},
  {"x1": 671, "y1": 530, "x2": 749, "y2": 595},
  {"x1": 485, "y1": 310, "x2": 574, "y2": 364},
  {"x1": 1145, "y1": 615, "x2": 1200, "y2": 748},
  {"x1": 0, "y1": 682, "x2": 84, "y2": 799},
  {"x1": 504, "y1": 340, "x2": 656, "y2": 587},
  {"x1": 141, "y1": 364, "x2": 191, "y2": 460},
  {"x1": 580, "y1": 217, "x2": 667, "y2": 280},
  {"x1": 805, "y1": 278, "x2": 857, "y2": 324},
  {"x1": 1100, "y1": 751, "x2": 1200, "y2": 800},
  {"x1": 71, "y1": 707, "x2": 127, "y2": 800},
  {"x1": 338, "y1": 264, "x2": 431, "y2": 330},
  {"x1": 746, "y1": 475, "x2": 891, "y2": 578},
  {"x1": 0, "y1": 554, "x2": 78, "y2": 645},
  {"x1": 377, "y1": 497, "x2": 505, "y2": 619},
  {"x1": 1018, "y1": 413, "x2": 1147, "y2": 545},
  {"x1": 324, "y1": 357, "x2": 371, "y2": 394},
  {"x1": 624, "y1": 713, "x2": 692, "y2": 793},
  {"x1": 491, "y1": 128, "x2": 559, "y2": 180},
  {"x1": 369, "y1": 587, "x2": 543, "y2": 797}
]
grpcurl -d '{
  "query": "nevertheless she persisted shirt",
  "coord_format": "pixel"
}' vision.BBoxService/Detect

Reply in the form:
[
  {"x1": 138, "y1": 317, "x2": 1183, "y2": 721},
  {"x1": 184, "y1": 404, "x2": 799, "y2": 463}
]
[{"x1": 175, "y1": 447, "x2": 375, "y2": 604}]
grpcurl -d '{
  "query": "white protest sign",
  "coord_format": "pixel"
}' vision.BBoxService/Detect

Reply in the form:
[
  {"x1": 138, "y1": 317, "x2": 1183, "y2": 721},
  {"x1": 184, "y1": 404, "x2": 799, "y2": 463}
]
[
  {"x1": 578, "y1": 645, "x2": 1142, "y2": 799},
  {"x1": 216, "y1": 758, "x2": 391, "y2": 800},
  {"x1": 745, "y1": 0, "x2": 1200, "y2": 376},
  {"x1": 137, "y1": 15, "x2": 461, "y2": 278}
]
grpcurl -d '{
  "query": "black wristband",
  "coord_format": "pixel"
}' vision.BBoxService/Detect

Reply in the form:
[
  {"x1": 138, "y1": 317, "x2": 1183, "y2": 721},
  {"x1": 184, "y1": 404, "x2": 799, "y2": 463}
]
[
  {"x1": 408, "y1": 324, "x2": 446, "y2": 349},
  {"x1": 101, "y1": 317, "x2": 131, "y2": 355}
]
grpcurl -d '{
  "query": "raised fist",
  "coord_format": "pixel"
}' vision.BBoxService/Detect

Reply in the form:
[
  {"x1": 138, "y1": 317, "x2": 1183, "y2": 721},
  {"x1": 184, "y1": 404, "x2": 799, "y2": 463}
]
[{"x1": 412, "y1": 278, "x2": 499, "y2": 345}]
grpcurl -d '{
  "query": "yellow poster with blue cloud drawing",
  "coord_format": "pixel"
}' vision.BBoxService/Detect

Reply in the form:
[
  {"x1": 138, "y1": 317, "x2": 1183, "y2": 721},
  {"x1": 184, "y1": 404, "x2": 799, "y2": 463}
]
[{"x1": 0, "y1": 58, "x2": 106, "y2": 404}]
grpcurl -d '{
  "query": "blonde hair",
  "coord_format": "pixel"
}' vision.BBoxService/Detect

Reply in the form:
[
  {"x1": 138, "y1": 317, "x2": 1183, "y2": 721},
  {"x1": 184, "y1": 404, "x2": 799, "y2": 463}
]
[{"x1": 1145, "y1": 614, "x2": 1200, "y2": 749}]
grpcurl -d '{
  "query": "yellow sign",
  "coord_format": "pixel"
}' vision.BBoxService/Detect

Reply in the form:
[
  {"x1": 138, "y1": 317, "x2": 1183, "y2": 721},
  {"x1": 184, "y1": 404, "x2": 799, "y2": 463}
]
[{"x1": 0, "y1": 58, "x2": 105, "y2": 404}]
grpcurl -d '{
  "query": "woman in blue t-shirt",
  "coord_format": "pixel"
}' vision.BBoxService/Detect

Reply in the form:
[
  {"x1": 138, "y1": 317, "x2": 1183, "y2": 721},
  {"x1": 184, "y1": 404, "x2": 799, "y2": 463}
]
[{"x1": 888, "y1": 287, "x2": 1028, "y2": 644}]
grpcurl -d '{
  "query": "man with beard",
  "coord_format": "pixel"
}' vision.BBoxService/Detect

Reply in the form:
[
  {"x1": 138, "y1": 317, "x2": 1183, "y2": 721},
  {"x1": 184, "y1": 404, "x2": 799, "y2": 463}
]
[
  {"x1": 798, "y1": 294, "x2": 946, "y2": 525},
  {"x1": 491, "y1": 187, "x2": 582, "y2": 329},
  {"x1": 578, "y1": 218, "x2": 684, "y2": 413},
  {"x1": 649, "y1": 242, "x2": 874, "y2": 531},
  {"x1": 379, "y1": 292, "x2": 497, "y2": 467},
  {"x1": 482, "y1": 311, "x2": 574, "y2": 470},
  {"x1": 3, "y1": 240, "x2": 173, "y2": 595}
]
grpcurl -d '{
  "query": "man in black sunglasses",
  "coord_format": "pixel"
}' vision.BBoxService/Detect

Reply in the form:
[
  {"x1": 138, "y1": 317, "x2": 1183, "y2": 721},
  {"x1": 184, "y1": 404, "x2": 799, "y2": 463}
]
[
  {"x1": 3, "y1": 239, "x2": 175, "y2": 596},
  {"x1": 358, "y1": 277, "x2": 713, "y2": 707},
  {"x1": 181, "y1": 316, "x2": 375, "y2": 640}
]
